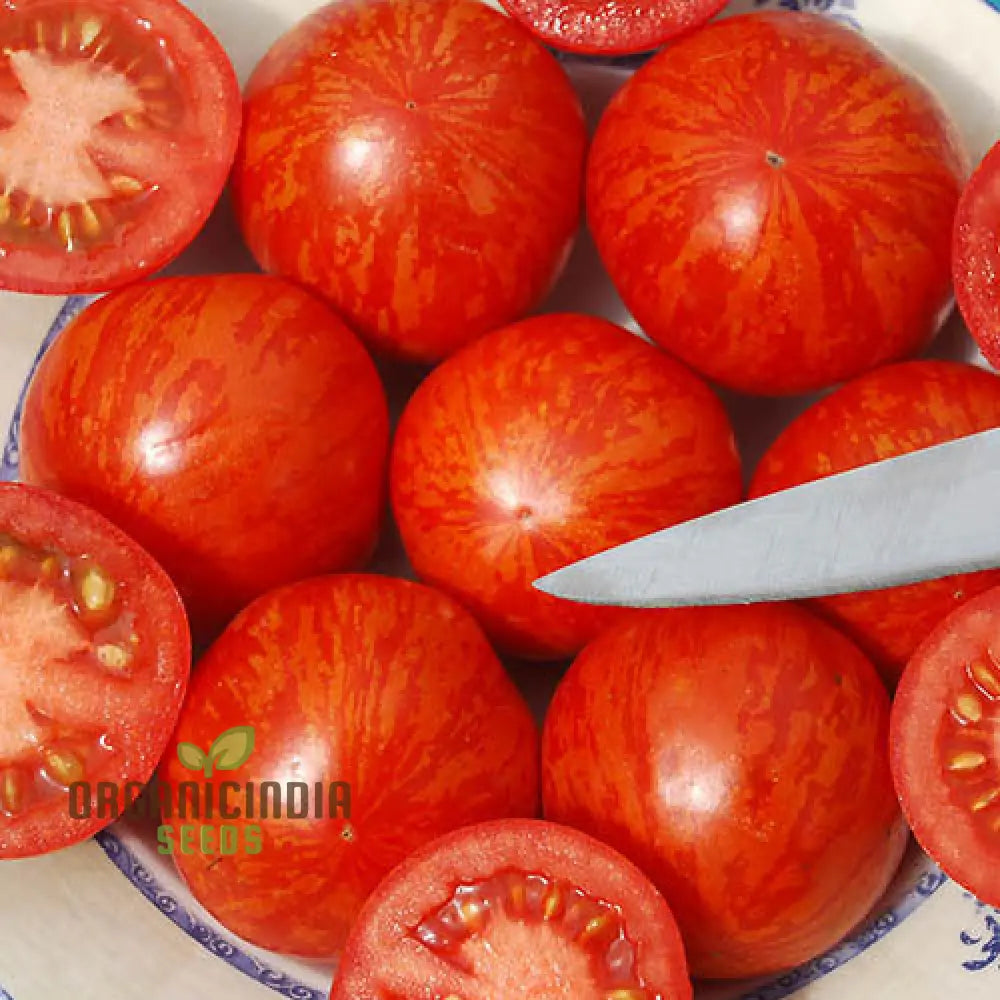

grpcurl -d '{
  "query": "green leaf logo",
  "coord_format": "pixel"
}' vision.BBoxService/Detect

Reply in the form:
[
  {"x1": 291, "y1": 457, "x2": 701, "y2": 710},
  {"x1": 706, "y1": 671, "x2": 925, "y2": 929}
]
[
  {"x1": 175, "y1": 727, "x2": 256, "y2": 777},
  {"x1": 206, "y1": 726, "x2": 256, "y2": 777},
  {"x1": 177, "y1": 742, "x2": 207, "y2": 772}
]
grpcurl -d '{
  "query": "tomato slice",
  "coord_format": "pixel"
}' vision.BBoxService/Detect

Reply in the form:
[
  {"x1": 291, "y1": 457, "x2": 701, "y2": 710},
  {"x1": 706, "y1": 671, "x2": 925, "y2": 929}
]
[
  {"x1": 331, "y1": 819, "x2": 693, "y2": 1000},
  {"x1": 497, "y1": 0, "x2": 728, "y2": 55},
  {"x1": 955, "y1": 139, "x2": 1000, "y2": 369},
  {"x1": 0, "y1": 482, "x2": 190, "y2": 858},
  {"x1": 891, "y1": 586, "x2": 1000, "y2": 906},
  {"x1": 0, "y1": 0, "x2": 240, "y2": 293}
]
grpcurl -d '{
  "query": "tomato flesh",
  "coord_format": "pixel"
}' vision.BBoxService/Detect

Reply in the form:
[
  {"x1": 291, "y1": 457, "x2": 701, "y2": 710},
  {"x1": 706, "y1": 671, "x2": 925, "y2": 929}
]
[
  {"x1": 0, "y1": 0, "x2": 240, "y2": 293},
  {"x1": 954, "y1": 138, "x2": 1000, "y2": 369},
  {"x1": 0, "y1": 482, "x2": 189, "y2": 859},
  {"x1": 891, "y1": 587, "x2": 1000, "y2": 906},
  {"x1": 331, "y1": 819, "x2": 693, "y2": 1000},
  {"x1": 499, "y1": 0, "x2": 728, "y2": 55}
]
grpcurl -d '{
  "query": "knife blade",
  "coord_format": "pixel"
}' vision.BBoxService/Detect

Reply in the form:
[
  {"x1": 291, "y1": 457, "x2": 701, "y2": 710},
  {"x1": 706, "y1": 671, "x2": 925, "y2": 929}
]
[{"x1": 533, "y1": 426, "x2": 1000, "y2": 608}]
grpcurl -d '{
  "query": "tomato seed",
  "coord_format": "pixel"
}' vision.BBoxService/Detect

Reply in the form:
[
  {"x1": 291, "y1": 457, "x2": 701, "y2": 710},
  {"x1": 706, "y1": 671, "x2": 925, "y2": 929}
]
[
  {"x1": 79, "y1": 202, "x2": 102, "y2": 239},
  {"x1": 972, "y1": 787, "x2": 1000, "y2": 813},
  {"x1": 0, "y1": 769, "x2": 24, "y2": 815},
  {"x1": 80, "y1": 18, "x2": 103, "y2": 50},
  {"x1": 34, "y1": 20, "x2": 45, "y2": 50},
  {"x1": 606, "y1": 990, "x2": 648, "y2": 1000},
  {"x1": 95, "y1": 643, "x2": 132, "y2": 676},
  {"x1": 506, "y1": 876, "x2": 527, "y2": 916},
  {"x1": 458, "y1": 900, "x2": 487, "y2": 932},
  {"x1": 110, "y1": 174, "x2": 145, "y2": 196},
  {"x1": 78, "y1": 565, "x2": 115, "y2": 613},
  {"x1": 955, "y1": 692, "x2": 984, "y2": 724},
  {"x1": 578, "y1": 913, "x2": 614, "y2": 945},
  {"x1": 949, "y1": 751, "x2": 988, "y2": 772},
  {"x1": 970, "y1": 660, "x2": 1000, "y2": 699},
  {"x1": 542, "y1": 884, "x2": 564, "y2": 921},
  {"x1": 0, "y1": 193, "x2": 9, "y2": 225},
  {"x1": 56, "y1": 209, "x2": 74, "y2": 250},
  {"x1": 43, "y1": 748, "x2": 85, "y2": 786}
]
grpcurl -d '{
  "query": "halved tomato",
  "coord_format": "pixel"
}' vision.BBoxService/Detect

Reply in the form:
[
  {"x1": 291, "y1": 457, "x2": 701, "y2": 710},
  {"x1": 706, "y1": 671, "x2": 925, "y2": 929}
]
[
  {"x1": 330, "y1": 819, "x2": 693, "y2": 1000},
  {"x1": 498, "y1": 0, "x2": 728, "y2": 55},
  {"x1": 0, "y1": 0, "x2": 240, "y2": 293},
  {"x1": 954, "y1": 138, "x2": 1000, "y2": 368},
  {"x1": 891, "y1": 586, "x2": 1000, "y2": 906},
  {"x1": 0, "y1": 481, "x2": 190, "y2": 859}
]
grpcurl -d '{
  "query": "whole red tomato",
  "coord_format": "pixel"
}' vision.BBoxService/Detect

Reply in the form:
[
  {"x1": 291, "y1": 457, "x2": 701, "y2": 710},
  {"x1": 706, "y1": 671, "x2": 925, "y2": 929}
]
[
  {"x1": 160, "y1": 574, "x2": 540, "y2": 957},
  {"x1": 543, "y1": 604, "x2": 907, "y2": 980},
  {"x1": 19, "y1": 274, "x2": 389, "y2": 640},
  {"x1": 233, "y1": 0, "x2": 587, "y2": 364},
  {"x1": 750, "y1": 360, "x2": 1000, "y2": 685},
  {"x1": 390, "y1": 314, "x2": 743, "y2": 660},
  {"x1": 587, "y1": 12, "x2": 967, "y2": 396}
]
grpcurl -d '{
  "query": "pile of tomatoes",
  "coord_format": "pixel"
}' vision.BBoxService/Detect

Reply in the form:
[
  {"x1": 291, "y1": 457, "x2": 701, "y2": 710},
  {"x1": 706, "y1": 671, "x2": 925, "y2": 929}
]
[{"x1": 2, "y1": 0, "x2": 1000, "y2": 995}]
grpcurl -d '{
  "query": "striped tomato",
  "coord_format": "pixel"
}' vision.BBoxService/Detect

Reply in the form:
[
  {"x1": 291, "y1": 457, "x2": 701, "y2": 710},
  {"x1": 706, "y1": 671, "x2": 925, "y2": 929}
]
[
  {"x1": 542, "y1": 604, "x2": 907, "y2": 979},
  {"x1": 160, "y1": 575, "x2": 540, "y2": 957},
  {"x1": 19, "y1": 274, "x2": 389, "y2": 641},
  {"x1": 750, "y1": 361, "x2": 1000, "y2": 686},
  {"x1": 587, "y1": 12, "x2": 967, "y2": 396},
  {"x1": 233, "y1": 0, "x2": 587, "y2": 364},
  {"x1": 390, "y1": 314, "x2": 743, "y2": 661}
]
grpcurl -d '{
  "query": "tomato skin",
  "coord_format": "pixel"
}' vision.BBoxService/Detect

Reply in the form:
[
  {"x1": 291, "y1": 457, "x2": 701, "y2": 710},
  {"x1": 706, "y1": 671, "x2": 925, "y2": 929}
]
[
  {"x1": 750, "y1": 360, "x2": 1000, "y2": 686},
  {"x1": 955, "y1": 139, "x2": 1000, "y2": 368},
  {"x1": 891, "y1": 587, "x2": 1000, "y2": 907},
  {"x1": 542, "y1": 604, "x2": 907, "y2": 979},
  {"x1": 160, "y1": 575, "x2": 540, "y2": 958},
  {"x1": 331, "y1": 819, "x2": 693, "y2": 1000},
  {"x1": 0, "y1": 482, "x2": 189, "y2": 859},
  {"x1": 0, "y1": 0, "x2": 241, "y2": 294},
  {"x1": 390, "y1": 313, "x2": 742, "y2": 660},
  {"x1": 499, "y1": 0, "x2": 728, "y2": 56},
  {"x1": 232, "y1": 0, "x2": 586, "y2": 364},
  {"x1": 19, "y1": 274, "x2": 389, "y2": 641},
  {"x1": 587, "y1": 12, "x2": 966, "y2": 396}
]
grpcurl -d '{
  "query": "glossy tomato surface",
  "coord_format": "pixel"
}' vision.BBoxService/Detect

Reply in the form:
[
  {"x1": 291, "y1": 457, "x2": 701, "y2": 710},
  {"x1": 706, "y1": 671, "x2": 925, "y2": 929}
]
[
  {"x1": 499, "y1": 0, "x2": 728, "y2": 55},
  {"x1": 0, "y1": 482, "x2": 189, "y2": 859},
  {"x1": 332, "y1": 819, "x2": 693, "y2": 1000},
  {"x1": 588, "y1": 12, "x2": 967, "y2": 396},
  {"x1": 160, "y1": 575, "x2": 540, "y2": 957},
  {"x1": 19, "y1": 274, "x2": 389, "y2": 641},
  {"x1": 955, "y1": 138, "x2": 1000, "y2": 368},
  {"x1": 0, "y1": 0, "x2": 240, "y2": 293},
  {"x1": 543, "y1": 604, "x2": 907, "y2": 979},
  {"x1": 891, "y1": 587, "x2": 1000, "y2": 907},
  {"x1": 233, "y1": 0, "x2": 587, "y2": 364},
  {"x1": 391, "y1": 314, "x2": 742, "y2": 660},
  {"x1": 750, "y1": 361, "x2": 1000, "y2": 685}
]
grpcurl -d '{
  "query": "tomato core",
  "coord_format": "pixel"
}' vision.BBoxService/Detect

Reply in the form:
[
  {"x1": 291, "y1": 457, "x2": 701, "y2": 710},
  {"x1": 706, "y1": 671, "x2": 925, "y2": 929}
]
[
  {"x1": 0, "y1": 530, "x2": 140, "y2": 820},
  {"x1": 940, "y1": 654, "x2": 1000, "y2": 835},
  {"x1": 413, "y1": 870, "x2": 652, "y2": 1000}
]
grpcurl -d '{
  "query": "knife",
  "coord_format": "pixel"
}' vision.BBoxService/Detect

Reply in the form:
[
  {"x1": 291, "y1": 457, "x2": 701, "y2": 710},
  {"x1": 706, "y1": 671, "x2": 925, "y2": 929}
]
[{"x1": 533, "y1": 426, "x2": 1000, "y2": 608}]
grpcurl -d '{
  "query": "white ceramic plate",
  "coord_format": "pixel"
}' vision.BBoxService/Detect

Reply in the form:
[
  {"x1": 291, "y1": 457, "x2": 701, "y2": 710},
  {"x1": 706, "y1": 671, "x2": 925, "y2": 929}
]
[{"x1": 3, "y1": 0, "x2": 1000, "y2": 997}]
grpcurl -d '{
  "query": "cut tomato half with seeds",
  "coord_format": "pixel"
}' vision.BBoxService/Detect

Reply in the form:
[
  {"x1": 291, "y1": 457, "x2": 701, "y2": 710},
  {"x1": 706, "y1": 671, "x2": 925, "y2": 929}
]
[
  {"x1": 0, "y1": 0, "x2": 240, "y2": 293},
  {"x1": 330, "y1": 819, "x2": 693, "y2": 1000},
  {"x1": 955, "y1": 138, "x2": 1000, "y2": 369},
  {"x1": 891, "y1": 585, "x2": 1000, "y2": 906},
  {"x1": 0, "y1": 482, "x2": 189, "y2": 858},
  {"x1": 497, "y1": 0, "x2": 729, "y2": 55}
]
